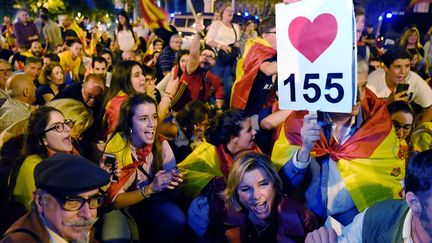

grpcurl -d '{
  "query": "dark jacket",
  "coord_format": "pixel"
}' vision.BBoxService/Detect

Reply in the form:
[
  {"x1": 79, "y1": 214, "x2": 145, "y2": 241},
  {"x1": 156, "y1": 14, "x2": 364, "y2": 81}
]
[
  {"x1": 1, "y1": 211, "x2": 99, "y2": 243},
  {"x1": 224, "y1": 197, "x2": 318, "y2": 243}
]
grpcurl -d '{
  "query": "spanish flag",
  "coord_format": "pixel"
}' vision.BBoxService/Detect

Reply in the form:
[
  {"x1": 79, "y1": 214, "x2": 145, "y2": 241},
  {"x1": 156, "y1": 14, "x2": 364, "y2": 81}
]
[
  {"x1": 138, "y1": 0, "x2": 170, "y2": 30},
  {"x1": 271, "y1": 89, "x2": 405, "y2": 212},
  {"x1": 177, "y1": 142, "x2": 260, "y2": 199},
  {"x1": 230, "y1": 38, "x2": 276, "y2": 109}
]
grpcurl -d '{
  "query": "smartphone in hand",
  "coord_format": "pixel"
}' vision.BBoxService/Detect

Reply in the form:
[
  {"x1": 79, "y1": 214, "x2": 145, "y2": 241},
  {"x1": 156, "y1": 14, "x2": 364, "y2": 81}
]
[
  {"x1": 104, "y1": 153, "x2": 118, "y2": 183},
  {"x1": 396, "y1": 83, "x2": 409, "y2": 94}
]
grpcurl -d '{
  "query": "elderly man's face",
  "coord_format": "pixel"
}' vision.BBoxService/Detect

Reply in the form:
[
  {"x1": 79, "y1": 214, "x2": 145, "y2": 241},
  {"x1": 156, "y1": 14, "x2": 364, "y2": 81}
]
[
  {"x1": 37, "y1": 189, "x2": 99, "y2": 242},
  {"x1": 81, "y1": 78, "x2": 104, "y2": 107},
  {"x1": 18, "y1": 11, "x2": 29, "y2": 23},
  {"x1": 169, "y1": 36, "x2": 182, "y2": 51}
]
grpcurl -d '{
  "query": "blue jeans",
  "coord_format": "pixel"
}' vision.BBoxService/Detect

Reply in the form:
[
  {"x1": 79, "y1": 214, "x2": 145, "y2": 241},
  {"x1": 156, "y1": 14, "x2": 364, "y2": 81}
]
[
  {"x1": 99, "y1": 194, "x2": 186, "y2": 242},
  {"x1": 211, "y1": 58, "x2": 234, "y2": 105}
]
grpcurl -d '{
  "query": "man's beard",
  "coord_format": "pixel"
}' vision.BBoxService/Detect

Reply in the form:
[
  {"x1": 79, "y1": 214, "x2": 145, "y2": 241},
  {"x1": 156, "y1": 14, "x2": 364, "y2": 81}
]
[
  {"x1": 200, "y1": 61, "x2": 211, "y2": 71},
  {"x1": 33, "y1": 51, "x2": 42, "y2": 57}
]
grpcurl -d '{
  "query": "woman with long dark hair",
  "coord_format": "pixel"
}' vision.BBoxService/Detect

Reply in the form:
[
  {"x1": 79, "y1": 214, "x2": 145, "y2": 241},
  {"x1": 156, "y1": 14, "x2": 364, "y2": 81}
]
[
  {"x1": 114, "y1": 11, "x2": 139, "y2": 52},
  {"x1": 9, "y1": 106, "x2": 75, "y2": 209},
  {"x1": 99, "y1": 94, "x2": 185, "y2": 242}
]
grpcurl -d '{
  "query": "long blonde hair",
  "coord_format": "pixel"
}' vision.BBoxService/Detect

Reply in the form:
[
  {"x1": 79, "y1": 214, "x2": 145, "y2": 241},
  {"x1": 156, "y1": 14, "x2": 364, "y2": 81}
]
[
  {"x1": 48, "y1": 98, "x2": 94, "y2": 139},
  {"x1": 399, "y1": 26, "x2": 423, "y2": 50}
]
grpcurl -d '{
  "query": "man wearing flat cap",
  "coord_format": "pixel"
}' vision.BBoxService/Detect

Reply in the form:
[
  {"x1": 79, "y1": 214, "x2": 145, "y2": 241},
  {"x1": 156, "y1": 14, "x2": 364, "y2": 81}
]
[{"x1": 1, "y1": 153, "x2": 110, "y2": 243}]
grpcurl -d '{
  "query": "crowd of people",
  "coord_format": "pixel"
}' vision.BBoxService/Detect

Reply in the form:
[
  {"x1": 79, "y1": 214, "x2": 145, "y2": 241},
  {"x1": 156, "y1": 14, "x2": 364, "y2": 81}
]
[{"x1": 0, "y1": 1, "x2": 432, "y2": 242}]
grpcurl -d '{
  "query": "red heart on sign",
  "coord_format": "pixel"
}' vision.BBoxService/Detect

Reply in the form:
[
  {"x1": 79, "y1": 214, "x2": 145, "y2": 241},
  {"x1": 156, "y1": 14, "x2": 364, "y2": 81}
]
[{"x1": 288, "y1": 13, "x2": 338, "y2": 63}]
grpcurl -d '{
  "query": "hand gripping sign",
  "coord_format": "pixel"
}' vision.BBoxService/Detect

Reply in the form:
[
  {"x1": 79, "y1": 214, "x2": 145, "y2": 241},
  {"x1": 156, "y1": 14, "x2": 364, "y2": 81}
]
[{"x1": 276, "y1": 0, "x2": 356, "y2": 112}]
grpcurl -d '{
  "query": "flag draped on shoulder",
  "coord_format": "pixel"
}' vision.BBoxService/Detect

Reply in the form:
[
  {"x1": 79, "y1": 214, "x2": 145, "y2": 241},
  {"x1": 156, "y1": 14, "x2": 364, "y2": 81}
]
[
  {"x1": 271, "y1": 89, "x2": 405, "y2": 212},
  {"x1": 230, "y1": 38, "x2": 276, "y2": 109},
  {"x1": 138, "y1": 0, "x2": 170, "y2": 30}
]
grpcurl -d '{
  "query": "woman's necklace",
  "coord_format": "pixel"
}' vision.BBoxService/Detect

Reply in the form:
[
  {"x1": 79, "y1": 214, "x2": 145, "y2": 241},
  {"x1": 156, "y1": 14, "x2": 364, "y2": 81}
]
[{"x1": 252, "y1": 222, "x2": 271, "y2": 236}]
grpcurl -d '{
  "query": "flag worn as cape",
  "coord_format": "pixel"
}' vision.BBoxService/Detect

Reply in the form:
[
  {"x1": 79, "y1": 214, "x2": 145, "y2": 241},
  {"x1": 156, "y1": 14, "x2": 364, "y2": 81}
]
[
  {"x1": 271, "y1": 89, "x2": 405, "y2": 212},
  {"x1": 138, "y1": 0, "x2": 170, "y2": 30},
  {"x1": 177, "y1": 142, "x2": 260, "y2": 199},
  {"x1": 230, "y1": 38, "x2": 276, "y2": 109},
  {"x1": 103, "y1": 91, "x2": 128, "y2": 138}
]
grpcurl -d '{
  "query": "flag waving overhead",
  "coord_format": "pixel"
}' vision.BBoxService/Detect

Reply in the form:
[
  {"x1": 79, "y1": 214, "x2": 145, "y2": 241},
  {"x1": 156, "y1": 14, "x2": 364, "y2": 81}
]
[{"x1": 138, "y1": 0, "x2": 170, "y2": 30}]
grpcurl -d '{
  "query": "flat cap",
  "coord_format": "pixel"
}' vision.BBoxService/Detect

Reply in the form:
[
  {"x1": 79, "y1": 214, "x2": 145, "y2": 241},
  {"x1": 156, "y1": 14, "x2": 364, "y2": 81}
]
[{"x1": 34, "y1": 153, "x2": 110, "y2": 196}]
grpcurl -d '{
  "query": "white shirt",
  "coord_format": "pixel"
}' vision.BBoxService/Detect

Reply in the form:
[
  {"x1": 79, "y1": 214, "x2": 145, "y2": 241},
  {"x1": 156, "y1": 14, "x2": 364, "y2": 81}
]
[
  {"x1": 205, "y1": 21, "x2": 240, "y2": 46},
  {"x1": 116, "y1": 29, "x2": 135, "y2": 52},
  {"x1": 367, "y1": 69, "x2": 432, "y2": 108},
  {"x1": 46, "y1": 226, "x2": 69, "y2": 243}
]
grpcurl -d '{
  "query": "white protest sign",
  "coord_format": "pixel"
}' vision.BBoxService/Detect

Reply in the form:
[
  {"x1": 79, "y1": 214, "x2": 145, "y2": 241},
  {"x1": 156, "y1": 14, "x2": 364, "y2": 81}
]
[{"x1": 276, "y1": 0, "x2": 356, "y2": 112}]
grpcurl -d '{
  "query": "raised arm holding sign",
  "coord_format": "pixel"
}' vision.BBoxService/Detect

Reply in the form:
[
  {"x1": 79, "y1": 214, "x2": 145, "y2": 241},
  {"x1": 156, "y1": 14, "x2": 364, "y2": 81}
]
[
  {"x1": 271, "y1": 60, "x2": 405, "y2": 226},
  {"x1": 270, "y1": 0, "x2": 405, "y2": 226}
]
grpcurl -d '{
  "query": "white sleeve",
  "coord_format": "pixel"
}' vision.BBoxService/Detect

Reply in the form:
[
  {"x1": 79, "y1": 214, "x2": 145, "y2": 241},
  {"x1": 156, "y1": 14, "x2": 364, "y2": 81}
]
[
  {"x1": 410, "y1": 72, "x2": 432, "y2": 108},
  {"x1": 205, "y1": 21, "x2": 220, "y2": 44},
  {"x1": 338, "y1": 209, "x2": 367, "y2": 243},
  {"x1": 292, "y1": 149, "x2": 311, "y2": 169}
]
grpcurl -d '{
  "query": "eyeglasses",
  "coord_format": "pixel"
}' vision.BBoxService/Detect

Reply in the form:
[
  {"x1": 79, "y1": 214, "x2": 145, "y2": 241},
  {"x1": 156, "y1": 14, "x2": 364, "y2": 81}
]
[
  {"x1": 0, "y1": 68, "x2": 11, "y2": 73},
  {"x1": 49, "y1": 191, "x2": 105, "y2": 211},
  {"x1": 265, "y1": 31, "x2": 276, "y2": 34},
  {"x1": 200, "y1": 54, "x2": 215, "y2": 60},
  {"x1": 392, "y1": 121, "x2": 412, "y2": 131},
  {"x1": 44, "y1": 119, "x2": 74, "y2": 134}
]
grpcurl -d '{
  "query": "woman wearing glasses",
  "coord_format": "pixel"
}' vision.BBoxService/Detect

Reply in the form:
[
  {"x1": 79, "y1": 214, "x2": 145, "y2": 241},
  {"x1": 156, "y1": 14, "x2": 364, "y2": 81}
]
[
  {"x1": 48, "y1": 98, "x2": 94, "y2": 154},
  {"x1": 99, "y1": 94, "x2": 185, "y2": 242},
  {"x1": 387, "y1": 101, "x2": 415, "y2": 159},
  {"x1": 9, "y1": 106, "x2": 76, "y2": 209}
]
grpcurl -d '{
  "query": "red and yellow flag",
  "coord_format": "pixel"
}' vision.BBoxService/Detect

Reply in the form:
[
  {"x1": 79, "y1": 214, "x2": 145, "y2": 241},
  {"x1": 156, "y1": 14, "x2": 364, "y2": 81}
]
[
  {"x1": 138, "y1": 0, "x2": 170, "y2": 30},
  {"x1": 271, "y1": 89, "x2": 405, "y2": 212},
  {"x1": 230, "y1": 38, "x2": 276, "y2": 109}
]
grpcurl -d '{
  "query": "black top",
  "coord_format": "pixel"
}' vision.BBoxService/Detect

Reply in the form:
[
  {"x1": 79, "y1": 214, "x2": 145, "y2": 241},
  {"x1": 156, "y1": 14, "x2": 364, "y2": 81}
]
[
  {"x1": 245, "y1": 55, "x2": 277, "y2": 116},
  {"x1": 54, "y1": 82, "x2": 84, "y2": 103},
  {"x1": 35, "y1": 85, "x2": 55, "y2": 106},
  {"x1": 245, "y1": 219, "x2": 278, "y2": 243}
]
